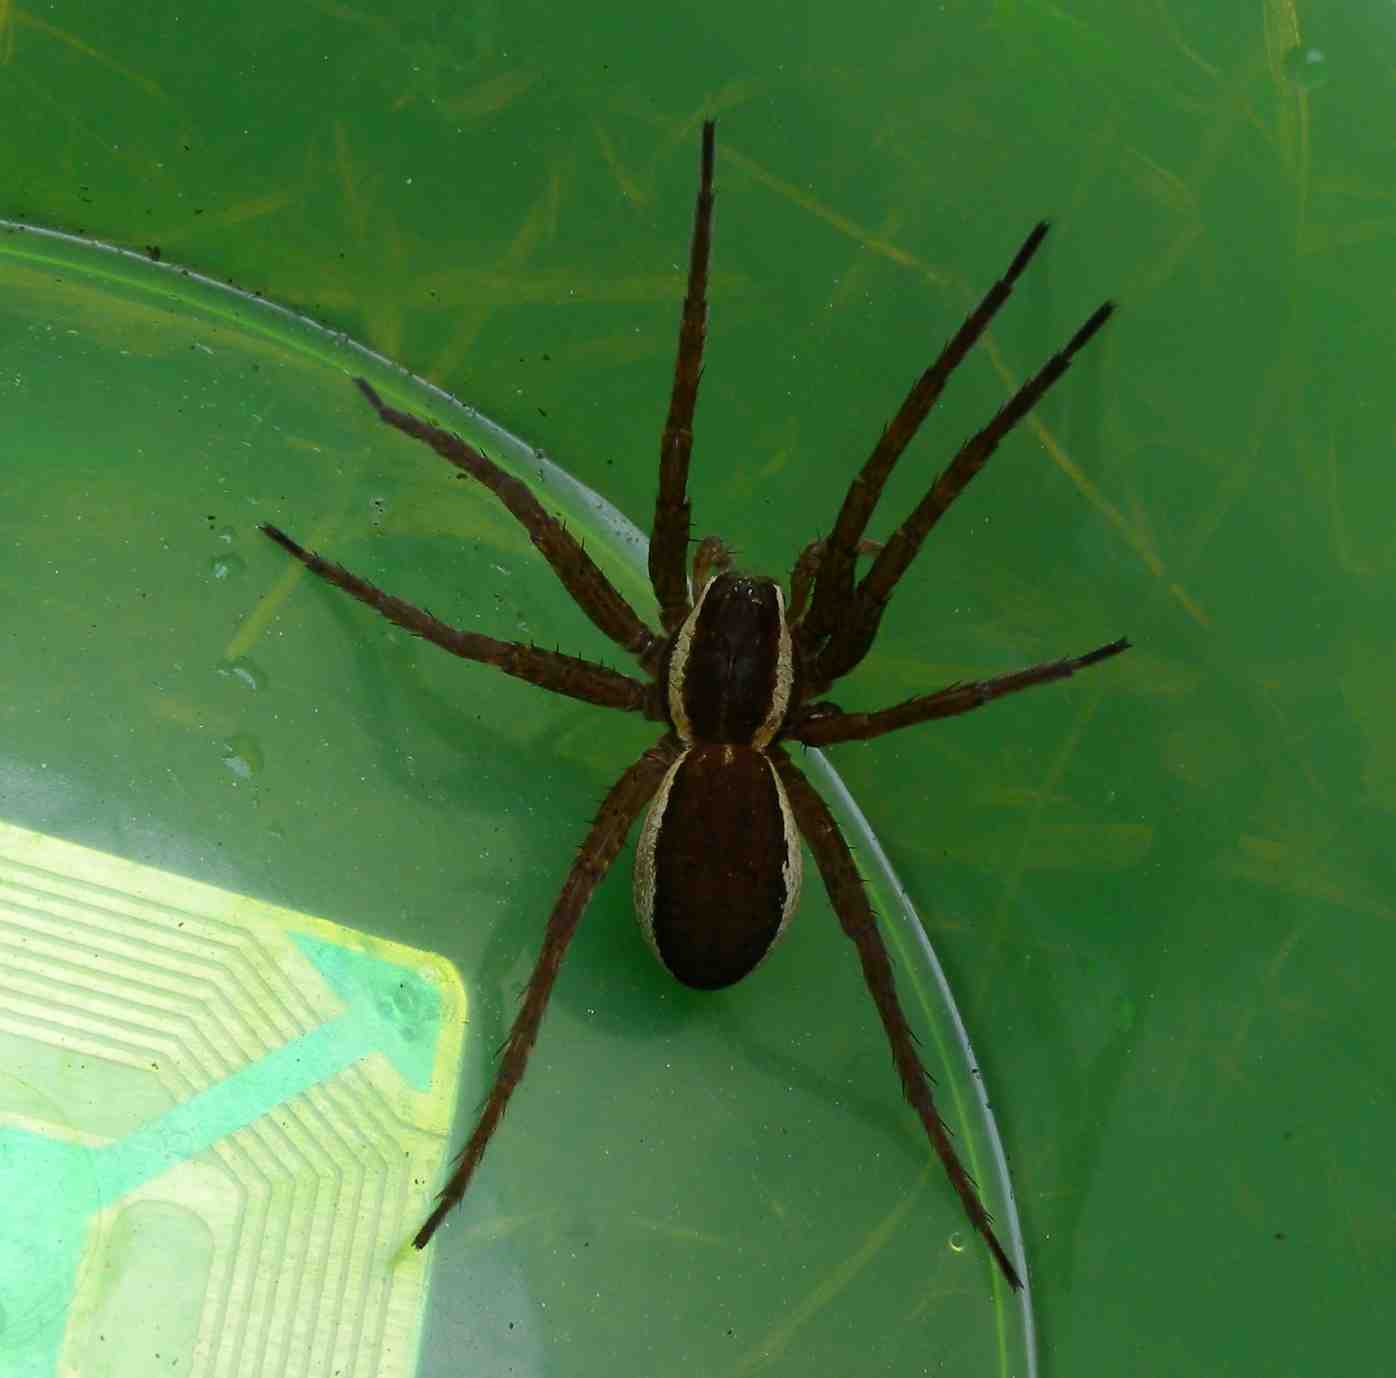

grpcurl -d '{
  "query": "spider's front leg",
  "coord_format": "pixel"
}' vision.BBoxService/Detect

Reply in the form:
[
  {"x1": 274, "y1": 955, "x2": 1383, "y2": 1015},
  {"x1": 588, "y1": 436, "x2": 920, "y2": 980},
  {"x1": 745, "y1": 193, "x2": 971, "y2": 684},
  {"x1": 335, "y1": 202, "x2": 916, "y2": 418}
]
[
  {"x1": 798, "y1": 222, "x2": 1052, "y2": 660},
  {"x1": 649, "y1": 120, "x2": 716, "y2": 634},
  {"x1": 813, "y1": 300, "x2": 1114, "y2": 689},
  {"x1": 415, "y1": 732, "x2": 682, "y2": 1248},
  {"x1": 771, "y1": 747, "x2": 1024, "y2": 1291}
]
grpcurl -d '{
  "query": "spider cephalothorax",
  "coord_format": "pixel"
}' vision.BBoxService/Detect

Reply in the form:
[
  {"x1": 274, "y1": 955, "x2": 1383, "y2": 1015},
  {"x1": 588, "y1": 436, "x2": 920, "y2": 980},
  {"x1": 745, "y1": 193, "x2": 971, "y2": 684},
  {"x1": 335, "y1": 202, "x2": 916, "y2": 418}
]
[{"x1": 261, "y1": 122, "x2": 1126, "y2": 1291}]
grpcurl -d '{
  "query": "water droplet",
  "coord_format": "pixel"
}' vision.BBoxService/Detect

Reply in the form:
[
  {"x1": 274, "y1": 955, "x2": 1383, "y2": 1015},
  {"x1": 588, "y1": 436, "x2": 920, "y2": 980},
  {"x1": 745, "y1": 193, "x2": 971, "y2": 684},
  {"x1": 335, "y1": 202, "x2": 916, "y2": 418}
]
[
  {"x1": 217, "y1": 656, "x2": 267, "y2": 691},
  {"x1": 1283, "y1": 45, "x2": 1328, "y2": 90},
  {"x1": 948, "y1": 1231, "x2": 966, "y2": 1254},
  {"x1": 221, "y1": 734, "x2": 263, "y2": 779},
  {"x1": 209, "y1": 552, "x2": 246, "y2": 581}
]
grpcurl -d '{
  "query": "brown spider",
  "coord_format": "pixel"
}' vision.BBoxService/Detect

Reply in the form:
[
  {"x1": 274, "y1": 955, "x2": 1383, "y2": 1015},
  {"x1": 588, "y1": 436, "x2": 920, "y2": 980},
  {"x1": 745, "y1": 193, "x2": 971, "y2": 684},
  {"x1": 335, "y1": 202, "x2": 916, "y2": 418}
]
[{"x1": 261, "y1": 122, "x2": 1126, "y2": 1291}]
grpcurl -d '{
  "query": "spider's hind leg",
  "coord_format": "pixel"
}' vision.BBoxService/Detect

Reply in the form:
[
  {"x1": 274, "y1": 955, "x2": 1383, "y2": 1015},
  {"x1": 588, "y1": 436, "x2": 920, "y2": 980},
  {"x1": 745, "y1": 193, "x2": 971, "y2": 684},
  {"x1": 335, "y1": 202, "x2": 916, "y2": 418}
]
[
  {"x1": 413, "y1": 733, "x2": 681, "y2": 1247},
  {"x1": 771, "y1": 747, "x2": 1024, "y2": 1291}
]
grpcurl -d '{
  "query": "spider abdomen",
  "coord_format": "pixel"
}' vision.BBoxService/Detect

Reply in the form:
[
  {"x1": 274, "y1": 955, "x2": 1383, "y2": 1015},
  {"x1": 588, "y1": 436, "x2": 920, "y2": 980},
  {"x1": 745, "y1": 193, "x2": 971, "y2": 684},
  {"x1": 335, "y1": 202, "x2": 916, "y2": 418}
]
[{"x1": 634, "y1": 742, "x2": 802, "y2": 989}]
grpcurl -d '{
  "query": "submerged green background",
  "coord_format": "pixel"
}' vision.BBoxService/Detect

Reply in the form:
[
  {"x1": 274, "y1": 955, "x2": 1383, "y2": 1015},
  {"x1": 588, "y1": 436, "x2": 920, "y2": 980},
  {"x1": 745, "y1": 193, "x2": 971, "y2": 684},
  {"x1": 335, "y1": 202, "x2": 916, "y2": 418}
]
[{"x1": 3, "y1": 1, "x2": 1393, "y2": 1374}]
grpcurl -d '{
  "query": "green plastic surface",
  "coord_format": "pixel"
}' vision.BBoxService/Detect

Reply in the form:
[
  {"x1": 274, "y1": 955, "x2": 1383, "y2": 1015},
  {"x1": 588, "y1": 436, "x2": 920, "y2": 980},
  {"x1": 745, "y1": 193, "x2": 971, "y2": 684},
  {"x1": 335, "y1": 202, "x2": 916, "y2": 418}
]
[
  {"x1": 4, "y1": 6, "x2": 1395, "y2": 1376},
  {"x1": 2, "y1": 225, "x2": 1028, "y2": 1375}
]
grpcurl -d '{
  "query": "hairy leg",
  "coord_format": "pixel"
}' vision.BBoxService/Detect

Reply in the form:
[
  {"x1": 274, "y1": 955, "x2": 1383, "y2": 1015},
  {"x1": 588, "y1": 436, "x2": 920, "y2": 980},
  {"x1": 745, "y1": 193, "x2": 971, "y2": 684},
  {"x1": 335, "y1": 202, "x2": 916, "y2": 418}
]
[
  {"x1": 800, "y1": 223, "x2": 1050, "y2": 655},
  {"x1": 812, "y1": 301, "x2": 1114, "y2": 689},
  {"x1": 355, "y1": 378, "x2": 660, "y2": 665},
  {"x1": 261, "y1": 524, "x2": 657, "y2": 715},
  {"x1": 772, "y1": 748, "x2": 1023, "y2": 1290},
  {"x1": 414, "y1": 733, "x2": 682, "y2": 1247},
  {"x1": 791, "y1": 637, "x2": 1129, "y2": 746},
  {"x1": 649, "y1": 120, "x2": 716, "y2": 634}
]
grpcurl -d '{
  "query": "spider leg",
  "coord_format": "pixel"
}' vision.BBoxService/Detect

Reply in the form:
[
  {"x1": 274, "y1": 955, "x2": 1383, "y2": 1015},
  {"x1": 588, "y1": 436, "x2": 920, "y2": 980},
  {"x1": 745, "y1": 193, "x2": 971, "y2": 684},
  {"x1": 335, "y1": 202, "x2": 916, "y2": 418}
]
[
  {"x1": 811, "y1": 301, "x2": 1114, "y2": 690},
  {"x1": 799, "y1": 223, "x2": 1050, "y2": 657},
  {"x1": 261, "y1": 524, "x2": 657, "y2": 715},
  {"x1": 649, "y1": 120, "x2": 716, "y2": 635},
  {"x1": 790, "y1": 637, "x2": 1129, "y2": 746},
  {"x1": 415, "y1": 733, "x2": 681, "y2": 1248},
  {"x1": 354, "y1": 378, "x2": 661, "y2": 667},
  {"x1": 771, "y1": 747, "x2": 1024, "y2": 1291}
]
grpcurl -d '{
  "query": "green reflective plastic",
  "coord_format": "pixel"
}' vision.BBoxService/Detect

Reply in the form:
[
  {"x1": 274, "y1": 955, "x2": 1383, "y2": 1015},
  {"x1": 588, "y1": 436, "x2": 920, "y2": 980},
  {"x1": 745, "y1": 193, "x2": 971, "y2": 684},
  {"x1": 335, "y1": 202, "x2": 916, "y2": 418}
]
[{"x1": 1, "y1": 225, "x2": 1033, "y2": 1376}]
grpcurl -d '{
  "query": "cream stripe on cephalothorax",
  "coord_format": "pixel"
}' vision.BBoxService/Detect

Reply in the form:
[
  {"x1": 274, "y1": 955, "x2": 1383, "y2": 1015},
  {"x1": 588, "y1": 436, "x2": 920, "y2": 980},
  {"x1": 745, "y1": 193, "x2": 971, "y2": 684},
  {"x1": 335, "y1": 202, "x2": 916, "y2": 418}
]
[
  {"x1": 664, "y1": 576, "x2": 712, "y2": 743},
  {"x1": 666, "y1": 576, "x2": 793, "y2": 748},
  {"x1": 753, "y1": 583, "x2": 793, "y2": 750}
]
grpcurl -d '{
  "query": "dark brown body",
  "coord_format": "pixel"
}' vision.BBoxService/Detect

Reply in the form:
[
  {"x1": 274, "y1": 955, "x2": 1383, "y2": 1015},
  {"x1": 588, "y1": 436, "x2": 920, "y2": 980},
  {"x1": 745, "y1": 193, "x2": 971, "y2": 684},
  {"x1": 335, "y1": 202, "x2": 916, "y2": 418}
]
[{"x1": 634, "y1": 573, "x2": 802, "y2": 988}]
